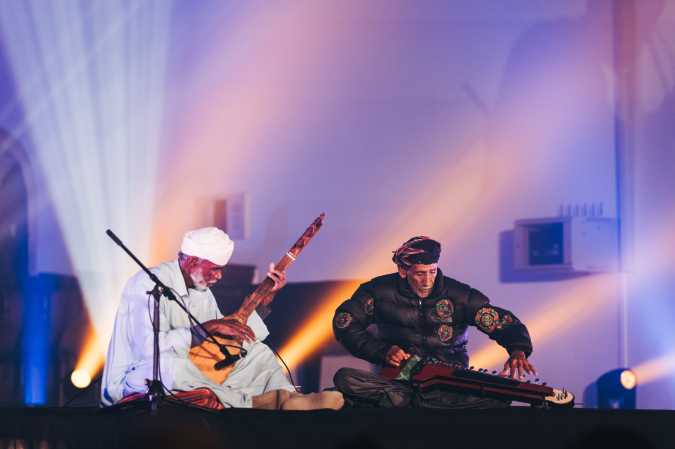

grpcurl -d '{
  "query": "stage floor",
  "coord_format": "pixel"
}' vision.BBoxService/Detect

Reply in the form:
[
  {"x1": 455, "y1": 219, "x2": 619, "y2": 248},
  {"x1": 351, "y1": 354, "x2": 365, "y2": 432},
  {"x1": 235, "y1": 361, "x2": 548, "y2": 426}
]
[{"x1": 1, "y1": 404, "x2": 673, "y2": 449}]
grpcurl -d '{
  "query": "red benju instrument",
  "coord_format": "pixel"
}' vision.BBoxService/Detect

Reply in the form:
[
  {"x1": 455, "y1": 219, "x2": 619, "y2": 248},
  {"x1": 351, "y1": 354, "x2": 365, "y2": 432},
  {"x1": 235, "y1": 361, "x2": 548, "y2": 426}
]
[{"x1": 380, "y1": 356, "x2": 574, "y2": 408}]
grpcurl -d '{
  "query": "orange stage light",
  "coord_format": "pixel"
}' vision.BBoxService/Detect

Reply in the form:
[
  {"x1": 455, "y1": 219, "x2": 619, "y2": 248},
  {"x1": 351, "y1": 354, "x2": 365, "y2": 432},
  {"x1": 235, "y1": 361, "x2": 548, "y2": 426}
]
[
  {"x1": 279, "y1": 281, "x2": 362, "y2": 369},
  {"x1": 633, "y1": 353, "x2": 675, "y2": 386},
  {"x1": 74, "y1": 328, "x2": 106, "y2": 382},
  {"x1": 71, "y1": 369, "x2": 92, "y2": 389}
]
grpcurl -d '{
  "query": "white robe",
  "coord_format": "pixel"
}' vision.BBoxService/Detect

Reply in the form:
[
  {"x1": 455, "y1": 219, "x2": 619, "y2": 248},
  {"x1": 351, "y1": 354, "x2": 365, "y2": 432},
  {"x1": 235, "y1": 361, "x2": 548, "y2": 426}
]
[{"x1": 101, "y1": 260, "x2": 294, "y2": 407}]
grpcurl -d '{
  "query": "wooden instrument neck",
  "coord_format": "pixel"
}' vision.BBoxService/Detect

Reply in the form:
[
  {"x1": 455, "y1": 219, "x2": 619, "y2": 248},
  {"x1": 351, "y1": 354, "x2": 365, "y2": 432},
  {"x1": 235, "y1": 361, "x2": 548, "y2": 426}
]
[{"x1": 231, "y1": 213, "x2": 324, "y2": 323}]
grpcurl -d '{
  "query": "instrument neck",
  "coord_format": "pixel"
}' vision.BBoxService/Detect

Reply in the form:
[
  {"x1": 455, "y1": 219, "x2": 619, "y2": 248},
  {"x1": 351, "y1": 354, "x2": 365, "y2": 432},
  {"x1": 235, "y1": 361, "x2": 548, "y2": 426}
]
[
  {"x1": 230, "y1": 212, "x2": 324, "y2": 324},
  {"x1": 233, "y1": 254, "x2": 293, "y2": 322}
]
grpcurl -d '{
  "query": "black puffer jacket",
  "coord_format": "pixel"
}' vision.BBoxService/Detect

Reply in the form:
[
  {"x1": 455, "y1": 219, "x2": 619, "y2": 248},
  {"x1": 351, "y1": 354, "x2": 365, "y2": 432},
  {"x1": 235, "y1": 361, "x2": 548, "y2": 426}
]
[{"x1": 333, "y1": 270, "x2": 532, "y2": 367}]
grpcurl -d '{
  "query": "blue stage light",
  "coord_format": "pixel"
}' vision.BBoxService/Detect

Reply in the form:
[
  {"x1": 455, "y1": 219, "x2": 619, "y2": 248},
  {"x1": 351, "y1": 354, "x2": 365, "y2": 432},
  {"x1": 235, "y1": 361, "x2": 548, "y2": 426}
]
[
  {"x1": 0, "y1": 0, "x2": 173, "y2": 380},
  {"x1": 21, "y1": 275, "x2": 52, "y2": 405},
  {"x1": 597, "y1": 368, "x2": 637, "y2": 409}
]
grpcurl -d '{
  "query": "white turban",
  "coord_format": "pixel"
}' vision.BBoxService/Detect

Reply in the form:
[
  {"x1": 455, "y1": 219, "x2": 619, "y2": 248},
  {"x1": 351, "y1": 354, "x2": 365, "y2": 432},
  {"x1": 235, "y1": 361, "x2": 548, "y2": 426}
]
[{"x1": 180, "y1": 227, "x2": 234, "y2": 266}]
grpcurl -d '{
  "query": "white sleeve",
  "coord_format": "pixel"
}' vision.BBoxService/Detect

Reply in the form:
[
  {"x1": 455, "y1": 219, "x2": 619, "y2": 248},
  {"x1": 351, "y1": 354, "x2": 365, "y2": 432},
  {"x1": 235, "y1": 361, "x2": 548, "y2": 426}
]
[
  {"x1": 247, "y1": 310, "x2": 270, "y2": 342},
  {"x1": 124, "y1": 274, "x2": 192, "y2": 359}
]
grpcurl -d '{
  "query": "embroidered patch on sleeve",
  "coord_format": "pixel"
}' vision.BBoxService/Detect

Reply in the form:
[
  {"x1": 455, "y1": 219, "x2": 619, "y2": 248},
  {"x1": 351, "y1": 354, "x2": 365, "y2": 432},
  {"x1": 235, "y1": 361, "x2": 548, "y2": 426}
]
[
  {"x1": 363, "y1": 297, "x2": 375, "y2": 315},
  {"x1": 475, "y1": 307, "x2": 500, "y2": 333},
  {"x1": 334, "y1": 312, "x2": 353, "y2": 329},
  {"x1": 437, "y1": 324, "x2": 454, "y2": 342}
]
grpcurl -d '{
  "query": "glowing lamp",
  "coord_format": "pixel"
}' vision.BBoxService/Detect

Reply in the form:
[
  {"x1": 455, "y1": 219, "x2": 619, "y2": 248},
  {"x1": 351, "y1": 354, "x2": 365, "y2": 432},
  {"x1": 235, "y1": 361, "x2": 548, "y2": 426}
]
[
  {"x1": 597, "y1": 368, "x2": 637, "y2": 409},
  {"x1": 70, "y1": 369, "x2": 92, "y2": 389},
  {"x1": 620, "y1": 369, "x2": 637, "y2": 390}
]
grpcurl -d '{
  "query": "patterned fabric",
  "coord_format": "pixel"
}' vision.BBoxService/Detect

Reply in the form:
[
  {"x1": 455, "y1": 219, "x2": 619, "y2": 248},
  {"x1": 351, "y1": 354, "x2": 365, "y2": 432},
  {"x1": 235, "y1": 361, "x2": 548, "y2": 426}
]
[
  {"x1": 119, "y1": 388, "x2": 224, "y2": 410},
  {"x1": 391, "y1": 236, "x2": 440, "y2": 268},
  {"x1": 424, "y1": 298, "x2": 454, "y2": 324},
  {"x1": 435, "y1": 299, "x2": 453, "y2": 321},
  {"x1": 335, "y1": 312, "x2": 354, "y2": 329},
  {"x1": 437, "y1": 324, "x2": 453, "y2": 343},
  {"x1": 475, "y1": 307, "x2": 499, "y2": 333},
  {"x1": 475, "y1": 307, "x2": 514, "y2": 334}
]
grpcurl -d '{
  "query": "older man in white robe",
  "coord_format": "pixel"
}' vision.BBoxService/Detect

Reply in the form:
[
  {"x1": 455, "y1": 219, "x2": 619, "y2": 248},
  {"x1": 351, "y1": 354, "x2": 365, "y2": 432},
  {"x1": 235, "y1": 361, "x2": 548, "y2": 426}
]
[{"x1": 101, "y1": 227, "x2": 342, "y2": 410}]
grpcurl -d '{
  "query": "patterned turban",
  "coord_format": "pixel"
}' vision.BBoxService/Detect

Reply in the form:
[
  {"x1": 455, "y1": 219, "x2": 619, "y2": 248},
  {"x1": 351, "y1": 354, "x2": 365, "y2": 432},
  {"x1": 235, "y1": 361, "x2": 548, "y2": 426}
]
[{"x1": 392, "y1": 236, "x2": 441, "y2": 268}]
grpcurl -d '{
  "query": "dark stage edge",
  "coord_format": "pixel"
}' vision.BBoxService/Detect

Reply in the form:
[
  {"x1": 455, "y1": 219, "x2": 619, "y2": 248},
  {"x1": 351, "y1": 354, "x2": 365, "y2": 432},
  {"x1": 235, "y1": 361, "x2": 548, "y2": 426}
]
[{"x1": 1, "y1": 404, "x2": 674, "y2": 449}]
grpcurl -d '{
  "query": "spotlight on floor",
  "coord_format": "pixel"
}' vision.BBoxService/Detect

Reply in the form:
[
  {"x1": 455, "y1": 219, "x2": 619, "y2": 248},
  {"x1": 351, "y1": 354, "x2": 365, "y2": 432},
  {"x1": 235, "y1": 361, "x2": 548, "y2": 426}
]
[
  {"x1": 70, "y1": 369, "x2": 92, "y2": 389},
  {"x1": 597, "y1": 368, "x2": 636, "y2": 409}
]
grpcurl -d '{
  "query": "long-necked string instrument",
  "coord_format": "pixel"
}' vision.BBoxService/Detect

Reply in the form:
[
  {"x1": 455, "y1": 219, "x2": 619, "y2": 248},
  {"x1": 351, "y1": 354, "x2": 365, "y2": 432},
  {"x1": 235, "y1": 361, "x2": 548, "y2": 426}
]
[
  {"x1": 380, "y1": 356, "x2": 574, "y2": 407},
  {"x1": 189, "y1": 213, "x2": 326, "y2": 384}
]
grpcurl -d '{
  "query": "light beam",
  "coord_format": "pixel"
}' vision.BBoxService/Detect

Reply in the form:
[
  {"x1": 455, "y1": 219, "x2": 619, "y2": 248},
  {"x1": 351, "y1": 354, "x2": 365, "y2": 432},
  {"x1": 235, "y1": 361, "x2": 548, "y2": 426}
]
[{"x1": 0, "y1": 0, "x2": 173, "y2": 401}]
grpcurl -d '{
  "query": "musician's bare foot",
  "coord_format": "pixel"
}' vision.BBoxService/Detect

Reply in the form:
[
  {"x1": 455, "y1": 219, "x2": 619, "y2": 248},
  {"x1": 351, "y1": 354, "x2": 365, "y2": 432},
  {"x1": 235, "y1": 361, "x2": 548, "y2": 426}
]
[
  {"x1": 252, "y1": 389, "x2": 344, "y2": 410},
  {"x1": 252, "y1": 389, "x2": 291, "y2": 409},
  {"x1": 280, "y1": 391, "x2": 344, "y2": 411}
]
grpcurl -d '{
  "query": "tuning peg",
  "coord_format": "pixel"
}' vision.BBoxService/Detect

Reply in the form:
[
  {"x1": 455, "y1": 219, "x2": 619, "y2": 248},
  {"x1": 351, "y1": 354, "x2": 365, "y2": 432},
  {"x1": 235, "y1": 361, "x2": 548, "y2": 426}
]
[
  {"x1": 526, "y1": 380, "x2": 531, "y2": 383},
  {"x1": 534, "y1": 378, "x2": 540, "y2": 382},
  {"x1": 542, "y1": 382, "x2": 547, "y2": 386},
  {"x1": 469, "y1": 366, "x2": 474, "y2": 370},
  {"x1": 491, "y1": 370, "x2": 497, "y2": 374}
]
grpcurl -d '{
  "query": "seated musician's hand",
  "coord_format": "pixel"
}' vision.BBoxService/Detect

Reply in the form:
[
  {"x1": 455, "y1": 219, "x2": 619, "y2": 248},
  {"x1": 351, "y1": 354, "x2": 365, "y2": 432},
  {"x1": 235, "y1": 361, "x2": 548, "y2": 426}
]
[
  {"x1": 499, "y1": 350, "x2": 537, "y2": 380},
  {"x1": 267, "y1": 263, "x2": 287, "y2": 292},
  {"x1": 203, "y1": 318, "x2": 256, "y2": 343},
  {"x1": 385, "y1": 345, "x2": 411, "y2": 367}
]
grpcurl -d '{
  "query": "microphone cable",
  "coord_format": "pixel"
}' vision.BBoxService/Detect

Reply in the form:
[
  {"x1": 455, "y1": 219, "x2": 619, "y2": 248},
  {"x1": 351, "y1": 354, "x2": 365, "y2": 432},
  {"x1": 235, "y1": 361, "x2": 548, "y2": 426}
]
[{"x1": 269, "y1": 345, "x2": 299, "y2": 393}]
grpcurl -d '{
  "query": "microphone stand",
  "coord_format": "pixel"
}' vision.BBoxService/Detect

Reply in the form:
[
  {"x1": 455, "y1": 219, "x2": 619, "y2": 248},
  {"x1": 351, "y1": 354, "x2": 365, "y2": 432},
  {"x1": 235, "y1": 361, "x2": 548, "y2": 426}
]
[{"x1": 105, "y1": 229, "x2": 242, "y2": 414}]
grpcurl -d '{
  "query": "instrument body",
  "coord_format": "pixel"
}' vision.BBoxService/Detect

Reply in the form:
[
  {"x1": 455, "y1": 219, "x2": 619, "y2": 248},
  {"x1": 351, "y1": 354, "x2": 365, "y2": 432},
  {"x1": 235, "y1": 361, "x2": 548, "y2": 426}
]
[
  {"x1": 188, "y1": 334, "x2": 240, "y2": 384},
  {"x1": 189, "y1": 214, "x2": 326, "y2": 385},
  {"x1": 380, "y1": 358, "x2": 574, "y2": 408}
]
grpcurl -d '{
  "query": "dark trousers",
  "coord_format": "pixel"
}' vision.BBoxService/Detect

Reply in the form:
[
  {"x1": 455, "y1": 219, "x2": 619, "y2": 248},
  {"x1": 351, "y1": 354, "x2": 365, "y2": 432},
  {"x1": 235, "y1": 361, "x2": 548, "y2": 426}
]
[{"x1": 334, "y1": 368, "x2": 510, "y2": 409}]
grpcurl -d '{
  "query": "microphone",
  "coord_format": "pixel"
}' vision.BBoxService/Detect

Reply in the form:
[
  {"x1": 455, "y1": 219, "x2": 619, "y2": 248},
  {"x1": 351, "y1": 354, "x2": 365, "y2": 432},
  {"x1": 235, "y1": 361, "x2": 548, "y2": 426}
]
[
  {"x1": 106, "y1": 229, "x2": 123, "y2": 247},
  {"x1": 213, "y1": 343, "x2": 248, "y2": 370},
  {"x1": 214, "y1": 353, "x2": 241, "y2": 370}
]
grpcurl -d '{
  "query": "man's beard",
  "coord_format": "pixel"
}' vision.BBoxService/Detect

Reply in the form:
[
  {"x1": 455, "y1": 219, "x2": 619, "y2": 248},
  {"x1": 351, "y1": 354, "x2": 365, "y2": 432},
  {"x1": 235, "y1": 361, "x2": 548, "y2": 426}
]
[
  {"x1": 415, "y1": 288, "x2": 431, "y2": 298},
  {"x1": 411, "y1": 283, "x2": 432, "y2": 298},
  {"x1": 190, "y1": 269, "x2": 209, "y2": 291}
]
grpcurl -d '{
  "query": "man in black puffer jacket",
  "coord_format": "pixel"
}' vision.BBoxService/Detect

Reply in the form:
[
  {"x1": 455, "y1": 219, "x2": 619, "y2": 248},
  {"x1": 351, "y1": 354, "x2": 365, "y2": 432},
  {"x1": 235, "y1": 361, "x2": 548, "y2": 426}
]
[{"x1": 332, "y1": 236, "x2": 535, "y2": 408}]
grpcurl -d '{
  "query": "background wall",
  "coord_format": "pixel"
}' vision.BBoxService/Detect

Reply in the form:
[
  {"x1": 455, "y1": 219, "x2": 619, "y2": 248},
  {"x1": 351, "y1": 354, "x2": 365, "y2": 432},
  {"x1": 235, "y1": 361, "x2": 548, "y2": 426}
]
[
  {"x1": 155, "y1": 0, "x2": 621, "y2": 406},
  {"x1": 627, "y1": 0, "x2": 675, "y2": 411},
  {"x1": 0, "y1": 0, "x2": 672, "y2": 409}
]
